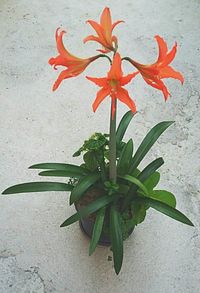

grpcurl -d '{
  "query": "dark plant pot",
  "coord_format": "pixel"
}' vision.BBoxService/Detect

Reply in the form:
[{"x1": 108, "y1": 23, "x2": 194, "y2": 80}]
[
  {"x1": 75, "y1": 203, "x2": 134, "y2": 247},
  {"x1": 79, "y1": 216, "x2": 112, "y2": 246}
]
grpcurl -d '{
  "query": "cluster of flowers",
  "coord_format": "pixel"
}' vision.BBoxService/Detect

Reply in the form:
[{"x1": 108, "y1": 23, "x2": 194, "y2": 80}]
[{"x1": 49, "y1": 7, "x2": 183, "y2": 118}]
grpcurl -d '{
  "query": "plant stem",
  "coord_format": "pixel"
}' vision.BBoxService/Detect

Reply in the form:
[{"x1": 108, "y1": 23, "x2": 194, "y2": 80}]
[
  {"x1": 109, "y1": 99, "x2": 117, "y2": 183},
  {"x1": 98, "y1": 54, "x2": 112, "y2": 65}
]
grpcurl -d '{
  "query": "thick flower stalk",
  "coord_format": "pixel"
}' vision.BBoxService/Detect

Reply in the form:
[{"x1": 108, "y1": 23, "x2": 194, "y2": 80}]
[
  {"x1": 84, "y1": 7, "x2": 124, "y2": 53},
  {"x1": 125, "y1": 35, "x2": 184, "y2": 100},
  {"x1": 87, "y1": 53, "x2": 137, "y2": 182},
  {"x1": 49, "y1": 28, "x2": 100, "y2": 91}
]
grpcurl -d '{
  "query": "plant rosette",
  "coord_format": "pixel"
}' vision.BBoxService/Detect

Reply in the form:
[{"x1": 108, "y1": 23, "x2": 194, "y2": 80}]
[{"x1": 2, "y1": 7, "x2": 194, "y2": 275}]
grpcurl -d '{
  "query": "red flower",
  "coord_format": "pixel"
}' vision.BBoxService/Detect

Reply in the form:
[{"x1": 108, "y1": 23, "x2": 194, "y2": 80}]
[
  {"x1": 86, "y1": 53, "x2": 138, "y2": 118},
  {"x1": 83, "y1": 7, "x2": 124, "y2": 53},
  {"x1": 128, "y1": 35, "x2": 184, "y2": 100},
  {"x1": 49, "y1": 28, "x2": 100, "y2": 91}
]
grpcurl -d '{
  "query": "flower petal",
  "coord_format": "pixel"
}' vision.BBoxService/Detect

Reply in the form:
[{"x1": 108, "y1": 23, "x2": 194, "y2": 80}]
[
  {"x1": 97, "y1": 48, "x2": 111, "y2": 53},
  {"x1": 86, "y1": 76, "x2": 108, "y2": 87},
  {"x1": 83, "y1": 35, "x2": 107, "y2": 48},
  {"x1": 48, "y1": 56, "x2": 69, "y2": 69},
  {"x1": 143, "y1": 77, "x2": 170, "y2": 100},
  {"x1": 92, "y1": 87, "x2": 110, "y2": 112},
  {"x1": 108, "y1": 53, "x2": 123, "y2": 80},
  {"x1": 52, "y1": 69, "x2": 75, "y2": 91},
  {"x1": 155, "y1": 35, "x2": 168, "y2": 63},
  {"x1": 86, "y1": 20, "x2": 105, "y2": 40},
  {"x1": 55, "y1": 28, "x2": 75, "y2": 59},
  {"x1": 120, "y1": 72, "x2": 139, "y2": 86},
  {"x1": 116, "y1": 87, "x2": 136, "y2": 113},
  {"x1": 160, "y1": 42, "x2": 177, "y2": 68},
  {"x1": 100, "y1": 7, "x2": 112, "y2": 37},
  {"x1": 159, "y1": 66, "x2": 184, "y2": 84},
  {"x1": 112, "y1": 20, "x2": 124, "y2": 31}
]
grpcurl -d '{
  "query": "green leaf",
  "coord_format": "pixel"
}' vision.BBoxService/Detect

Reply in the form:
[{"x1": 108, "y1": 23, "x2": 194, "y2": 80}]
[
  {"x1": 73, "y1": 149, "x2": 82, "y2": 157},
  {"x1": 138, "y1": 158, "x2": 164, "y2": 183},
  {"x1": 60, "y1": 194, "x2": 115, "y2": 227},
  {"x1": 130, "y1": 168, "x2": 141, "y2": 178},
  {"x1": 150, "y1": 190, "x2": 176, "y2": 208},
  {"x1": 143, "y1": 172, "x2": 160, "y2": 190},
  {"x1": 129, "y1": 121, "x2": 174, "y2": 173},
  {"x1": 131, "y1": 203, "x2": 146, "y2": 225},
  {"x1": 38, "y1": 170, "x2": 84, "y2": 178},
  {"x1": 2, "y1": 182, "x2": 73, "y2": 195},
  {"x1": 132, "y1": 196, "x2": 194, "y2": 226},
  {"x1": 117, "y1": 139, "x2": 133, "y2": 175},
  {"x1": 110, "y1": 206, "x2": 123, "y2": 275},
  {"x1": 73, "y1": 133, "x2": 108, "y2": 158},
  {"x1": 83, "y1": 151, "x2": 98, "y2": 171},
  {"x1": 69, "y1": 173, "x2": 100, "y2": 205},
  {"x1": 119, "y1": 175, "x2": 148, "y2": 195},
  {"x1": 122, "y1": 158, "x2": 164, "y2": 212},
  {"x1": 116, "y1": 110, "x2": 134, "y2": 146},
  {"x1": 29, "y1": 163, "x2": 89, "y2": 174},
  {"x1": 89, "y1": 207, "x2": 106, "y2": 255},
  {"x1": 83, "y1": 133, "x2": 108, "y2": 150}
]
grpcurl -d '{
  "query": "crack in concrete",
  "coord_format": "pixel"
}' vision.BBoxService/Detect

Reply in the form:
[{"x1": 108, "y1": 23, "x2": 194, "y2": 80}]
[
  {"x1": 24, "y1": 266, "x2": 55, "y2": 293},
  {"x1": 0, "y1": 253, "x2": 47, "y2": 292}
]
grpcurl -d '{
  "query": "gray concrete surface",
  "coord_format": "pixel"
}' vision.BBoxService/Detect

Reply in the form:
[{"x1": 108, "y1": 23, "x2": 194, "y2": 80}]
[{"x1": 0, "y1": 0, "x2": 200, "y2": 292}]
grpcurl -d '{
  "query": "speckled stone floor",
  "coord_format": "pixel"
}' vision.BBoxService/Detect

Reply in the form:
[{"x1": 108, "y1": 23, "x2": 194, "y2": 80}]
[{"x1": 1, "y1": 1, "x2": 200, "y2": 292}]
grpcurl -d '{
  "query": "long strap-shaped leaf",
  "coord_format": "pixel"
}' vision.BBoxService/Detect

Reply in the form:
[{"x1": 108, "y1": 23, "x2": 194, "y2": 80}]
[
  {"x1": 60, "y1": 194, "x2": 115, "y2": 227},
  {"x1": 116, "y1": 110, "x2": 135, "y2": 146},
  {"x1": 119, "y1": 175, "x2": 148, "y2": 195},
  {"x1": 39, "y1": 170, "x2": 84, "y2": 179},
  {"x1": 122, "y1": 158, "x2": 164, "y2": 211},
  {"x1": 138, "y1": 157, "x2": 164, "y2": 183},
  {"x1": 110, "y1": 205, "x2": 123, "y2": 275},
  {"x1": 29, "y1": 162, "x2": 89, "y2": 174},
  {"x1": 117, "y1": 139, "x2": 133, "y2": 175},
  {"x1": 2, "y1": 182, "x2": 73, "y2": 195},
  {"x1": 129, "y1": 121, "x2": 174, "y2": 173},
  {"x1": 69, "y1": 173, "x2": 100, "y2": 205},
  {"x1": 89, "y1": 207, "x2": 106, "y2": 255},
  {"x1": 132, "y1": 196, "x2": 194, "y2": 226}
]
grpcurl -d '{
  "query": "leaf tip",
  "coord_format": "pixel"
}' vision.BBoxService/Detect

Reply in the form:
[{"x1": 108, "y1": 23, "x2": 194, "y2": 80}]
[
  {"x1": 28, "y1": 165, "x2": 37, "y2": 169},
  {"x1": 188, "y1": 220, "x2": 194, "y2": 227},
  {"x1": 38, "y1": 171, "x2": 44, "y2": 176},
  {"x1": 2, "y1": 187, "x2": 14, "y2": 195},
  {"x1": 88, "y1": 247, "x2": 93, "y2": 256},
  {"x1": 114, "y1": 265, "x2": 121, "y2": 275},
  {"x1": 2, "y1": 189, "x2": 8, "y2": 195},
  {"x1": 60, "y1": 221, "x2": 66, "y2": 228}
]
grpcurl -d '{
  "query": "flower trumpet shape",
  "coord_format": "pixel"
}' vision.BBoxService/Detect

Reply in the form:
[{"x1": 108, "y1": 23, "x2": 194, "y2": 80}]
[
  {"x1": 128, "y1": 35, "x2": 184, "y2": 100},
  {"x1": 49, "y1": 28, "x2": 100, "y2": 91},
  {"x1": 84, "y1": 7, "x2": 124, "y2": 53},
  {"x1": 87, "y1": 53, "x2": 138, "y2": 118}
]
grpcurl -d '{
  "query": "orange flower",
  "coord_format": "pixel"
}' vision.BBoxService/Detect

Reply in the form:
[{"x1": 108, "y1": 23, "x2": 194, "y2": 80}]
[
  {"x1": 49, "y1": 28, "x2": 100, "y2": 91},
  {"x1": 83, "y1": 7, "x2": 124, "y2": 53},
  {"x1": 86, "y1": 53, "x2": 138, "y2": 118},
  {"x1": 128, "y1": 35, "x2": 184, "y2": 100}
]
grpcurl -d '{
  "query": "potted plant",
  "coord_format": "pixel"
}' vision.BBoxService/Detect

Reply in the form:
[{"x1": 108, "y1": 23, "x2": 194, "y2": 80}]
[{"x1": 2, "y1": 7, "x2": 193, "y2": 275}]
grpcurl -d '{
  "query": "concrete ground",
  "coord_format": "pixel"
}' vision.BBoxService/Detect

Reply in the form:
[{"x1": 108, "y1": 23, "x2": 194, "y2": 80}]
[{"x1": 1, "y1": 0, "x2": 200, "y2": 292}]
